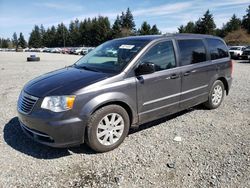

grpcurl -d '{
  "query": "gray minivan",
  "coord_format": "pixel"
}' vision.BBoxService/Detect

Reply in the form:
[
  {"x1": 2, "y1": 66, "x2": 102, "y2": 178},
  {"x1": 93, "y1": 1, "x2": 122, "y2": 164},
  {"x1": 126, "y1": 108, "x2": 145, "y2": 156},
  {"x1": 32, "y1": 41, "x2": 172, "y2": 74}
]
[{"x1": 17, "y1": 34, "x2": 232, "y2": 152}]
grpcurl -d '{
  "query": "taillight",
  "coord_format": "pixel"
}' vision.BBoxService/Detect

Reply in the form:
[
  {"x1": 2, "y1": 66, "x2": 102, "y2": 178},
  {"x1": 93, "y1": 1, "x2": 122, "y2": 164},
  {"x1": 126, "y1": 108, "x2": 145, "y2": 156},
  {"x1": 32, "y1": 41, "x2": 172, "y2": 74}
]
[{"x1": 230, "y1": 60, "x2": 233, "y2": 76}]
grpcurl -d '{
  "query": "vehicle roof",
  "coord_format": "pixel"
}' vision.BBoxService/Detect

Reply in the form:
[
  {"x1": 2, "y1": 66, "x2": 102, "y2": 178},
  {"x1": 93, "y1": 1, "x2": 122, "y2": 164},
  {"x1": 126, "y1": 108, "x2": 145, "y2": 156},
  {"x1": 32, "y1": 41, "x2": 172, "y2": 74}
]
[{"x1": 115, "y1": 33, "x2": 223, "y2": 42}]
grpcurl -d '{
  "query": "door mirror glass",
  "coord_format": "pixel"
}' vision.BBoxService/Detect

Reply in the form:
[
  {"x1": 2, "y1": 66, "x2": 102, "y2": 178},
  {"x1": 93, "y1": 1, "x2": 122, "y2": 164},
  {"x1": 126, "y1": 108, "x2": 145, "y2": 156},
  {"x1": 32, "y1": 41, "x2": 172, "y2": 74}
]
[{"x1": 135, "y1": 62, "x2": 155, "y2": 76}]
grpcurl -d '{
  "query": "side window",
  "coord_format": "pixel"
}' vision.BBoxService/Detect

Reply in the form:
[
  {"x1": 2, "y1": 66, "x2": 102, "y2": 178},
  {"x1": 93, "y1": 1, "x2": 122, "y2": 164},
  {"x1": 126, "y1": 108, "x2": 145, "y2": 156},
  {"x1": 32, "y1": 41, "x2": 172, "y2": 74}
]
[
  {"x1": 206, "y1": 38, "x2": 229, "y2": 60},
  {"x1": 140, "y1": 41, "x2": 176, "y2": 71},
  {"x1": 178, "y1": 39, "x2": 206, "y2": 66}
]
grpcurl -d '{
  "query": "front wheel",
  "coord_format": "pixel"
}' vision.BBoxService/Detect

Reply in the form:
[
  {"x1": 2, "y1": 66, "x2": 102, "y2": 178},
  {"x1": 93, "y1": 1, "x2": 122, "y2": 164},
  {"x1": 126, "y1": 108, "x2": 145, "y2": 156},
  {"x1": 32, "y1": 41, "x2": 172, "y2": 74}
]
[
  {"x1": 204, "y1": 80, "x2": 225, "y2": 109},
  {"x1": 86, "y1": 105, "x2": 130, "y2": 152}
]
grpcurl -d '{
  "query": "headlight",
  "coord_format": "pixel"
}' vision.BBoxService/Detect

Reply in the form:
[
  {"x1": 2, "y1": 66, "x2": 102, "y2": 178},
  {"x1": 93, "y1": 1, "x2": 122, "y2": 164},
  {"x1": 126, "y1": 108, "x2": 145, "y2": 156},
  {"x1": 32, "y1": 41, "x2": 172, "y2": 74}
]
[{"x1": 41, "y1": 96, "x2": 75, "y2": 112}]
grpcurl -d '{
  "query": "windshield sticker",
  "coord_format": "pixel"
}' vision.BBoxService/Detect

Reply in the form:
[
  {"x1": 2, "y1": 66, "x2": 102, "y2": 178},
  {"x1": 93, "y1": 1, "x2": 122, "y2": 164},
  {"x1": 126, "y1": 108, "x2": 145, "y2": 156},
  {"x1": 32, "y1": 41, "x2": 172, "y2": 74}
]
[{"x1": 119, "y1": 45, "x2": 135, "y2": 49}]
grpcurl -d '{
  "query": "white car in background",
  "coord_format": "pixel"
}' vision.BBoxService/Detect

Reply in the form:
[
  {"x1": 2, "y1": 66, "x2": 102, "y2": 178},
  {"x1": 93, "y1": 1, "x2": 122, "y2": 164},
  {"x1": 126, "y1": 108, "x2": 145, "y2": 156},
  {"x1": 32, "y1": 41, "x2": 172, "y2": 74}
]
[
  {"x1": 74, "y1": 47, "x2": 88, "y2": 55},
  {"x1": 229, "y1": 46, "x2": 245, "y2": 59}
]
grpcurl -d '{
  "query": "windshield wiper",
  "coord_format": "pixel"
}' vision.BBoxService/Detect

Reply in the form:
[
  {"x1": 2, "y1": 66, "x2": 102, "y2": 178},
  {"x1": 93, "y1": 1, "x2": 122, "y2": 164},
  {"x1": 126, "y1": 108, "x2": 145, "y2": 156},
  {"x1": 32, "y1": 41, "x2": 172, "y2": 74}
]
[{"x1": 76, "y1": 65, "x2": 101, "y2": 72}]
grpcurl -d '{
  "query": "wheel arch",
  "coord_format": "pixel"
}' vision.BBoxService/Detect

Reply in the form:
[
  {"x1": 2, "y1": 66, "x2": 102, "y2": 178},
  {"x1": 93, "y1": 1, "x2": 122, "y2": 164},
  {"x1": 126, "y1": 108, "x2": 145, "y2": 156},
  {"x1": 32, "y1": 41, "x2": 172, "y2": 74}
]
[
  {"x1": 91, "y1": 101, "x2": 134, "y2": 127},
  {"x1": 217, "y1": 77, "x2": 229, "y2": 95},
  {"x1": 79, "y1": 92, "x2": 138, "y2": 128}
]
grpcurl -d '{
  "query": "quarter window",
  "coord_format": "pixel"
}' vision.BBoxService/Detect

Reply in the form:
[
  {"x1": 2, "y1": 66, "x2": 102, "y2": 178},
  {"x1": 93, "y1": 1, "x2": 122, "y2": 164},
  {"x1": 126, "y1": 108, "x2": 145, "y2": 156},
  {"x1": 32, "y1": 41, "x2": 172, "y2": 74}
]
[
  {"x1": 206, "y1": 38, "x2": 229, "y2": 60},
  {"x1": 140, "y1": 41, "x2": 176, "y2": 71},
  {"x1": 178, "y1": 39, "x2": 206, "y2": 66}
]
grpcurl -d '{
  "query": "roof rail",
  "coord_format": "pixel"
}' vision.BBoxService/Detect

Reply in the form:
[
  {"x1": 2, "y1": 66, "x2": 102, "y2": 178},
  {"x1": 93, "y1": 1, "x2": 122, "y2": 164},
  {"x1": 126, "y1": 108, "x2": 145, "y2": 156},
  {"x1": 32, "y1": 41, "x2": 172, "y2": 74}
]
[{"x1": 163, "y1": 33, "x2": 174, "y2": 37}]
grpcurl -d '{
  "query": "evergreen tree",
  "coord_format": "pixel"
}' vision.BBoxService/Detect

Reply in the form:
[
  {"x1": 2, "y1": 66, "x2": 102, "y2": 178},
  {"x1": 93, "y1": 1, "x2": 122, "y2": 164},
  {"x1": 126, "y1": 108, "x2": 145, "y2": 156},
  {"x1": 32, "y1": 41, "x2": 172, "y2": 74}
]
[
  {"x1": 69, "y1": 19, "x2": 80, "y2": 46},
  {"x1": 28, "y1": 25, "x2": 41, "y2": 48},
  {"x1": 194, "y1": 18, "x2": 203, "y2": 33},
  {"x1": 138, "y1": 21, "x2": 151, "y2": 35},
  {"x1": 83, "y1": 18, "x2": 94, "y2": 46},
  {"x1": 122, "y1": 8, "x2": 135, "y2": 29},
  {"x1": 18, "y1": 32, "x2": 27, "y2": 48},
  {"x1": 49, "y1": 26, "x2": 57, "y2": 47},
  {"x1": 112, "y1": 15, "x2": 122, "y2": 38},
  {"x1": 195, "y1": 10, "x2": 216, "y2": 34},
  {"x1": 150, "y1": 24, "x2": 161, "y2": 35},
  {"x1": 55, "y1": 23, "x2": 69, "y2": 47},
  {"x1": 225, "y1": 14, "x2": 241, "y2": 32},
  {"x1": 178, "y1": 22, "x2": 195, "y2": 33},
  {"x1": 119, "y1": 8, "x2": 136, "y2": 36},
  {"x1": 215, "y1": 26, "x2": 227, "y2": 38},
  {"x1": 79, "y1": 19, "x2": 87, "y2": 45},
  {"x1": 178, "y1": 25, "x2": 185, "y2": 33},
  {"x1": 42, "y1": 28, "x2": 50, "y2": 47},
  {"x1": 242, "y1": 5, "x2": 250, "y2": 33},
  {"x1": 1, "y1": 38, "x2": 10, "y2": 48},
  {"x1": 40, "y1": 24, "x2": 46, "y2": 47},
  {"x1": 42, "y1": 26, "x2": 57, "y2": 47},
  {"x1": 185, "y1": 21, "x2": 195, "y2": 33},
  {"x1": 96, "y1": 16, "x2": 112, "y2": 44},
  {"x1": 12, "y1": 32, "x2": 18, "y2": 50}
]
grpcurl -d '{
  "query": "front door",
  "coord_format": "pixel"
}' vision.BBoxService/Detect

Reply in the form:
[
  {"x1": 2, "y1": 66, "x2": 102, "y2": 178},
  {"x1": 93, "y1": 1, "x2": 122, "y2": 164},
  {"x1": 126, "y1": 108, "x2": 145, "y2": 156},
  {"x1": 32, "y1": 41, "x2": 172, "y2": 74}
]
[{"x1": 136, "y1": 40, "x2": 181, "y2": 124}]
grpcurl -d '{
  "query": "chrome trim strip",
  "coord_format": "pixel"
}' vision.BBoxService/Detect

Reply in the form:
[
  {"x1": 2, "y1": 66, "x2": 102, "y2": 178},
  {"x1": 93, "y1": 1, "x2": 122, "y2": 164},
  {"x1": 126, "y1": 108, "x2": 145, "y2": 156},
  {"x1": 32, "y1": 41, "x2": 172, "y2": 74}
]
[
  {"x1": 140, "y1": 101, "x2": 179, "y2": 115},
  {"x1": 22, "y1": 91, "x2": 39, "y2": 101},
  {"x1": 143, "y1": 92, "x2": 180, "y2": 106},
  {"x1": 140, "y1": 92, "x2": 207, "y2": 115},
  {"x1": 143, "y1": 84, "x2": 208, "y2": 106}
]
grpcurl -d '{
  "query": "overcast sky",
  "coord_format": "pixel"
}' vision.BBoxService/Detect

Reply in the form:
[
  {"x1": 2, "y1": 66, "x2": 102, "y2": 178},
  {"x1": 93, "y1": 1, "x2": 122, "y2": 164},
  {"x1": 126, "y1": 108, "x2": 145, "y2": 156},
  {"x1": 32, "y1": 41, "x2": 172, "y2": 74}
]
[{"x1": 0, "y1": 0, "x2": 249, "y2": 40}]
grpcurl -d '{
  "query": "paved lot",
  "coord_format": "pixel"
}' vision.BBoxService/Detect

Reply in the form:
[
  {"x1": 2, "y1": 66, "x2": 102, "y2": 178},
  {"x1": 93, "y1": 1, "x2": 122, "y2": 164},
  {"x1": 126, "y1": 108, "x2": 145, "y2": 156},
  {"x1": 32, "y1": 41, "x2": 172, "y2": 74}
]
[{"x1": 0, "y1": 52, "x2": 249, "y2": 187}]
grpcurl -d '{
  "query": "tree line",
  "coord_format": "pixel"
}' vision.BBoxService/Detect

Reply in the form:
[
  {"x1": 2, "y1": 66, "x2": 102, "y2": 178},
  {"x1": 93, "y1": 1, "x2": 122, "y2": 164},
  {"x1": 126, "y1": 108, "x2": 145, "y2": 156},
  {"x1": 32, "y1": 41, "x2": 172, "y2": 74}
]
[
  {"x1": 0, "y1": 8, "x2": 160, "y2": 49},
  {"x1": 0, "y1": 32, "x2": 26, "y2": 49},
  {"x1": 178, "y1": 5, "x2": 250, "y2": 44},
  {"x1": 1, "y1": 6, "x2": 249, "y2": 49}
]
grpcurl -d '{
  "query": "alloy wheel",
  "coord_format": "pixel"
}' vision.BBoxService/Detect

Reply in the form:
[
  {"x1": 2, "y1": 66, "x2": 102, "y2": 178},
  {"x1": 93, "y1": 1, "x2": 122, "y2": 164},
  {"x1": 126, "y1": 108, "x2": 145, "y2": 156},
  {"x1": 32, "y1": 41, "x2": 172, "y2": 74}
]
[{"x1": 96, "y1": 113, "x2": 124, "y2": 146}]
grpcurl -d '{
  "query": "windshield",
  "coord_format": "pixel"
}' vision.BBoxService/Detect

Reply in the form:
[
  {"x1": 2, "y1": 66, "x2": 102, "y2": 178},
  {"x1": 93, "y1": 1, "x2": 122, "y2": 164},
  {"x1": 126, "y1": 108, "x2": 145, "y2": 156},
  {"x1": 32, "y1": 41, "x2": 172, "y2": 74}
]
[
  {"x1": 74, "y1": 39, "x2": 149, "y2": 73},
  {"x1": 230, "y1": 47, "x2": 241, "y2": 50}
]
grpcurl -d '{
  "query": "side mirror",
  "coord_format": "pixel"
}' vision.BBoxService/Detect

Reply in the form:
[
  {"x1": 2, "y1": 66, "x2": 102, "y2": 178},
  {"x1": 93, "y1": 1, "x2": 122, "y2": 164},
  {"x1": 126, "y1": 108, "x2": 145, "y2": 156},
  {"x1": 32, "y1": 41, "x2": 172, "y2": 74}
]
[{"x1": 135, "y1": 62, "x2": 155, "y2": 76}]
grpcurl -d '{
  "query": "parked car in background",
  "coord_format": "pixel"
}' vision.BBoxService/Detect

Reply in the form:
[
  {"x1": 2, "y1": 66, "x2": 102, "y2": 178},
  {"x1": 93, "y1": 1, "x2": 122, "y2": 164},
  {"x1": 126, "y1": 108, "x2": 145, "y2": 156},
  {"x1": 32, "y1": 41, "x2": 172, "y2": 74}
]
[
  {"x1": 61, "y1": 48, "x2": 70, "y2": 54},
  {"x1": 73, "y1": 47, "x2": 87, "y2": 55},
  {"x1": 68, "y1": 47, "x2": 77, "y2": 54},
  {"x1": 81, "y1": 47, "x2": 95, "y2": 55},
  {"x1": 51, "y1": 48, "x2": 62, "y2": 53},
  {"x1": 241, "y1": 46, "x2": 250, "y2": 61},
  {"x1": 17, "y1": 34, "x2": 232, "y2": 152},
  {"x1": 229, "y1": 46, "x2": 245, "y2": 59}
]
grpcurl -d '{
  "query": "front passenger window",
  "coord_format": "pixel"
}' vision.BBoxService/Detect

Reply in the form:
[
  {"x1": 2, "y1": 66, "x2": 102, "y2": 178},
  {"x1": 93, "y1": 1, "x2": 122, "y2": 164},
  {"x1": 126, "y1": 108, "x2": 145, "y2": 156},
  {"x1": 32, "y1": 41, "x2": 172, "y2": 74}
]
[{"x1": 139, "y1": 41, "x2": 176, "y2": 71}]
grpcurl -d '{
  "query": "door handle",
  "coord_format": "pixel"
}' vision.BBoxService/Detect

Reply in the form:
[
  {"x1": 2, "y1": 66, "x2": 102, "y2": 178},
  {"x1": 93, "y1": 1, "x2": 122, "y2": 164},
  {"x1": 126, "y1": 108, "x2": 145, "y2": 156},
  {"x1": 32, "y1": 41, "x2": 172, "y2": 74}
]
[
  {"x1": 170, "y1": 74, "x2": 179, "y2": 79},
  {"x1": 183, "y1": 70, "x2": 196, "y2": 76},
  {"x1": 183, "y1": 71, "x2": 191, "y2": 76}
]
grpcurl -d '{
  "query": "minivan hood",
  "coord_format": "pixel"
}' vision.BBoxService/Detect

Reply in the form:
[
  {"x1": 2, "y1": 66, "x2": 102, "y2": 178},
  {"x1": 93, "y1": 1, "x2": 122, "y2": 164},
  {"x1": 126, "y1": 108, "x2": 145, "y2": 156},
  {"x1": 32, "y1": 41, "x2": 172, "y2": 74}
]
[{"x1": 24, "y1": 66, "x2": 111, "y2": 97}]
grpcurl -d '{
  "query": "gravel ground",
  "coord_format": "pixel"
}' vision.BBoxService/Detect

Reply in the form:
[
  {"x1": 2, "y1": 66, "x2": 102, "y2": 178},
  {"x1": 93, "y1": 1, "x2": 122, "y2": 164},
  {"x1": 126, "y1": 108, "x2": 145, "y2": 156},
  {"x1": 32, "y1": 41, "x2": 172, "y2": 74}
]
[{"x1": 0, "y1": 52, "x2": 249, "y2": 188}]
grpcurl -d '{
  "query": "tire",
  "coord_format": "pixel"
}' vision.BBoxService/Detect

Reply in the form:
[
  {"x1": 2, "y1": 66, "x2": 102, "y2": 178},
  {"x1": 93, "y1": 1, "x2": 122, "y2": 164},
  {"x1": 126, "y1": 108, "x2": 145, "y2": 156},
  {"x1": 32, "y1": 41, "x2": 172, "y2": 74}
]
[
  {"x1": 86, "y1": 105, "x2": 130, "y2": 152},
  {"x1": 27, "y1": 57, "x2": 40, "y2": 62},
  {"x1": 204, "y1": 80, "x2": 225, "y2": 109}
]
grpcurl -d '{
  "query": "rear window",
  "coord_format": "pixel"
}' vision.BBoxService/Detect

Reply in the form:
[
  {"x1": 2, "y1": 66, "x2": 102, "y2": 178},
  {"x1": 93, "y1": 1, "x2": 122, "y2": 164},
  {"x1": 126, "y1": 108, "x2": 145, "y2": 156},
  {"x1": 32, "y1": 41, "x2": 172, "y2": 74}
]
[
  {"x1": 206, "y1": 38, "x2": 229, "y2": 60},
  {"x1": 178, "y1": 39, "x2": 206, "y2": 66}
]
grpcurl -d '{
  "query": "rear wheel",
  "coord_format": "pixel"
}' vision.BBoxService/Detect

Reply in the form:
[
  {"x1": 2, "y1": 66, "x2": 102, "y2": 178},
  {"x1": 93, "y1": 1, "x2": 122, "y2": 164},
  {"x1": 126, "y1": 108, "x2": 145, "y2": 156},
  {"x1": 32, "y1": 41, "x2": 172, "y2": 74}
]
[
  {"x1": 204, "y1": 80, "x2": 225, "y2": 109},
  {"x1": 86, "y1": 105, "x2": 130, "y2": 152}
]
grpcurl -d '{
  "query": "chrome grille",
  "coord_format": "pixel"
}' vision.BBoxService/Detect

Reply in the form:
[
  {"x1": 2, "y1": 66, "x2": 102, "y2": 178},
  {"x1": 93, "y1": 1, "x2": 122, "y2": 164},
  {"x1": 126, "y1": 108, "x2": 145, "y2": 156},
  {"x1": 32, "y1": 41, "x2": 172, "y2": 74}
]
[{"x1": 18, "y1": 92, "x2": 38, "y2": 114}]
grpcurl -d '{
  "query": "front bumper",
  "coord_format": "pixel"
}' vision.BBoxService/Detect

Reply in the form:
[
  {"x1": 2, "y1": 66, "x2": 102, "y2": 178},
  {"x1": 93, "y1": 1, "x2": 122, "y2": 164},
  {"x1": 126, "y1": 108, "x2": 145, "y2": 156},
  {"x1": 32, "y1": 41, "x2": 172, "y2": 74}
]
[{"x1": 18, "y1": 111, "x2": 86, "y2": 148}]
